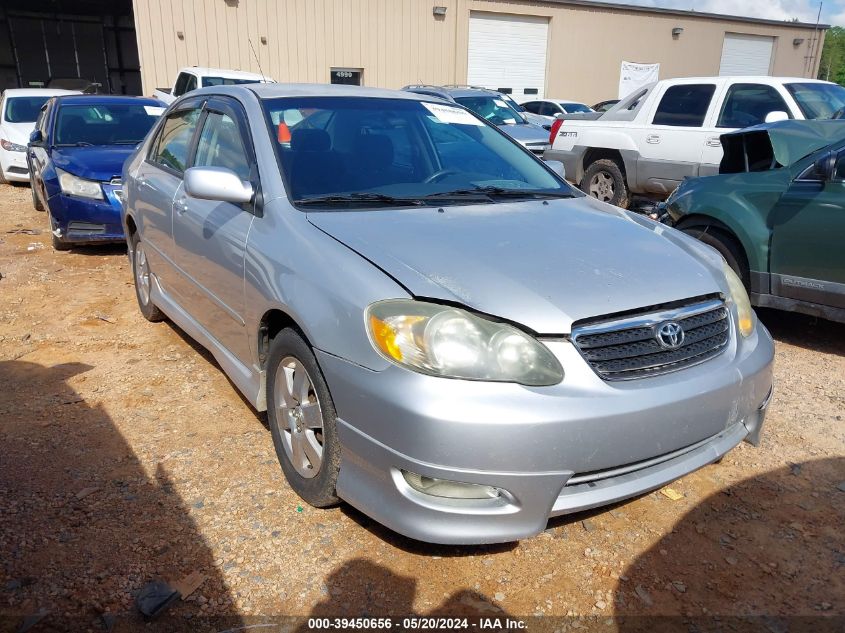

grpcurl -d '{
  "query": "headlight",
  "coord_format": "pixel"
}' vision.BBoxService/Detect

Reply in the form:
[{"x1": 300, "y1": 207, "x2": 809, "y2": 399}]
[
  {"x1": 366, "y1": 300, "x2": 563, "y2": 386},
  {"x1": 723, "y1": 262, "x2": 754, "y2": 337},
  {"x1": 0, "y1": 139, "x2": 26, "y2": 152},
  {"x1": 57, "y1": 168, "x2": 103, "y2": 200}
]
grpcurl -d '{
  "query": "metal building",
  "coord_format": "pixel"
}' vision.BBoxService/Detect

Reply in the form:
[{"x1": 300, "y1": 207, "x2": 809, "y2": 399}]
[{"x1": 1, "y1": 1, "x2": 828, "y2": 103}]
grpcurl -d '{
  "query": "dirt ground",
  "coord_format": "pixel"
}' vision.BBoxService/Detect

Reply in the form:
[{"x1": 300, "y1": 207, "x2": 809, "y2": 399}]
[{"x1": 0, "y1": 182, "x2": 843, "y2": 632}]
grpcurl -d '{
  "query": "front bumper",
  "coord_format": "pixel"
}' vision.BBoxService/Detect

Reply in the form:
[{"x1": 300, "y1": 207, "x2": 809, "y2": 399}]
[
  {"x1": 47, "y1": 183, "x2": 125, "y2": 244},
  {"x1": 317, "y1": 320, "x2": 774, "y2": 544}
]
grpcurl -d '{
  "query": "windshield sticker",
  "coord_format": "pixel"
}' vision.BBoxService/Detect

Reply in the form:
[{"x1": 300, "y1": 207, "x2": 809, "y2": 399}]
[
  {"x1": 493, "y1": 99, "x2": 508, "y2": 108},
  {"x1": 422, "y1": 102, "x2": 483, "y2": 126},
  {"x1": 144, "y1": 106, "x2": 166, "y2": 116}
]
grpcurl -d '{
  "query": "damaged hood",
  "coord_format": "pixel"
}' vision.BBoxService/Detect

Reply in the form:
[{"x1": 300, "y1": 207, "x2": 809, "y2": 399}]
[
  {"x1": 308, "y1": 197, "x2": 723, "y2": 334},
  {"x1": 720, "y1": 119, "x2": 845, "y2": 173}
]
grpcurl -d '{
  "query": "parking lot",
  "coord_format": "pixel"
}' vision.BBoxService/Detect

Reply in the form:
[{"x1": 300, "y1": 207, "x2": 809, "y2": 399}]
[{"x1": 1, "y1": 181, "x2": 843, "y2": 627}]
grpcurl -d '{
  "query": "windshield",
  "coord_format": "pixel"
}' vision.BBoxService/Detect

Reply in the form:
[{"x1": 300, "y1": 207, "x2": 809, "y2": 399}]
[
  {"x1": 560, "y1": 102, "x2": 592, "y2": 114},
  {"x1": 4, "y1": 96, "x2": 51, "y2": 123},
  {"x1": 201, "y1": 76, "x2": 262, "y2": 87},
  {"x1": 263, "y1": 97, "x2": 573, "y2": 206},
  {"x1": 785, "y1": 83, "x2": 845, "y2": 119},
  {"x1": 55, "y1": 103, "x2": 161, "y2": 146},
  {"x1": 453, "y1": 96, "x2": 524, "y2": 126}
]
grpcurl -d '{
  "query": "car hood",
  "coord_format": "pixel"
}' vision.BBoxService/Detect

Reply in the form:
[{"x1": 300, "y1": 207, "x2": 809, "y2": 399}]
[
  {"x1": 499, "y1": 122, "x2": 550, "y2": 145},
  {"x1": 308, "y1": 197, "x2": 723, "y2": 334},
  {"x1": 51, "y1": 145, "x2": 136, "y2": 182},
  {"x1": 1, "y1": 121, "x2": 36, "y2": 146}
]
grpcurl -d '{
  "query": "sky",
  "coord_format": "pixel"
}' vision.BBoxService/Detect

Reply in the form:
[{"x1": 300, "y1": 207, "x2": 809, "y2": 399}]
[{"x1": 606, "y1": 1, "x2": 843, "y2": 27}]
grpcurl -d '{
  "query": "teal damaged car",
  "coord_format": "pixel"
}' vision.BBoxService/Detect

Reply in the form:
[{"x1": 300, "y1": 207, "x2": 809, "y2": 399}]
[{"x1": 662, "y1": 120, "x2": 845, "y2": 323}]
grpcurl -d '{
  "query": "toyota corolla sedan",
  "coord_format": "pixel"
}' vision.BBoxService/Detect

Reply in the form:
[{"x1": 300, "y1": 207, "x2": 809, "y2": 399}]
[{"x1": 121, "y1": 83, "x2": 774, "y2": 544}]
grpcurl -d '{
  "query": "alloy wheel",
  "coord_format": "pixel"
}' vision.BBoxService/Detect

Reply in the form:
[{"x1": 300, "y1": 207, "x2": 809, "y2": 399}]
[
  {"x1": 589, "y1": 172, "x2": 615, "y2": 202},
  {"x1": 275, "y1": 357, "x2": 324, "y2": 478},
  {"x1": 134, "y1": 243, "x2": 151, "y2": 306}
]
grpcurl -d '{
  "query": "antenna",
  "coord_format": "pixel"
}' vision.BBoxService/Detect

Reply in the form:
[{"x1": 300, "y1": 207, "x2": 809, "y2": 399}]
[{"x1": 248, "y1": 38, "x2": 267, "y2": 83}]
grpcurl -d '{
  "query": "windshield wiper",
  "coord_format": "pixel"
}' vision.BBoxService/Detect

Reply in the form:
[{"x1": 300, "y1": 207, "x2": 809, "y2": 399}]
[
  {"x1": 423, "y1": 186, "x2": 574, "y2": 200},
  {"x1": 56, "y1": 142, "x2": 94, "y2": 147},
  {"x1": 296, "y1": 192, "x2": 424, "y2": 207}
]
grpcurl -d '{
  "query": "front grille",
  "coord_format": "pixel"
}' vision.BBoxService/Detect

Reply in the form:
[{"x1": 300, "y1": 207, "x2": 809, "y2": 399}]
[{"x1": 571, "y1": 298, "x2": 730, "y2": 380}]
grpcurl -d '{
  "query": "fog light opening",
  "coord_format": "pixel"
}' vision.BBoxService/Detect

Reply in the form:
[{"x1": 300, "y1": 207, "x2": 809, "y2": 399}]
[{"x1": 401, "y1": 470, "x2": 501, "y2": 500}]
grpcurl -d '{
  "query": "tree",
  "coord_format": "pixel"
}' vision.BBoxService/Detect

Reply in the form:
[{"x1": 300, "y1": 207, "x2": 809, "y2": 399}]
[{"x1": 818, "y1": 26, "x2": 845, "y2": 84}]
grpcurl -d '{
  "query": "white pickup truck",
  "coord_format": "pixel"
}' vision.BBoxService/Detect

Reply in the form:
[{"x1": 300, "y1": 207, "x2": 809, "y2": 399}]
[
  {"x1": 545, "y1": 76, "x2": 845, "y2": 208},
  {"x1": 153, "y1": 66, "x2": 274, "y2": 105}
]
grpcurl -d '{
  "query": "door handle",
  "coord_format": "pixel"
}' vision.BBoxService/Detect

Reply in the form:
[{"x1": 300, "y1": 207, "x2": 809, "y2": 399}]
[
  {"x1": 705, "y1": 136, "x2": 721, "y2": 147},
  {"x1": 174, "y1": 197, "x2": 189, "y2": 215},
  {"x1": 646, "y1": 134, "x2": 661, "y2": 144}
]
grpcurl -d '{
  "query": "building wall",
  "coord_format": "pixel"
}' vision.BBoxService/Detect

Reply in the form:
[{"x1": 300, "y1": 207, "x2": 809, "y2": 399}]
[{"x1": 132, "y1": 0, "x2": 825, "y2": 102}]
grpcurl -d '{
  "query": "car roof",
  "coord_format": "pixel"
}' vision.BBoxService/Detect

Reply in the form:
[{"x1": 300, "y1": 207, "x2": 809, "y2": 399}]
[
  {"x1": 227, "y1": 82, "x2": 443, "y2": 102},
  {"x1": 1, "y1": 88, "x2": 79, "y2": 98},
  {"x1": 179, "y1": 66, "x2": 268, "y2": 81},
  {"x1": 53, "y1": 94, "x2": 164, "y2": 106},
  {"x1": 658, "y1": 76, "x2": 831, "y2": 85}
]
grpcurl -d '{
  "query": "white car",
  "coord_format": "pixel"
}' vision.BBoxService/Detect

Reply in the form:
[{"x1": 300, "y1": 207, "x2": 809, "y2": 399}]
[
  {"x1": 521, "y1": 99, "x2": 595, "y2": 123},
  {"x1": 152, "y1": 67, "x2": 274, "y2": 105},
  {"x1": 545, "y1": 76, "x2": 845, "y2": 208},
  {"x1": 0, "y1": 88, "x2": 78, "y2": 183}
]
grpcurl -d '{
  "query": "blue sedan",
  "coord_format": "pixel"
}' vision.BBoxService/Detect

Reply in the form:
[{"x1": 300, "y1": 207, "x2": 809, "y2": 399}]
[{"x1": 28, "y1": 95, "x2": 164, "y2": 250}]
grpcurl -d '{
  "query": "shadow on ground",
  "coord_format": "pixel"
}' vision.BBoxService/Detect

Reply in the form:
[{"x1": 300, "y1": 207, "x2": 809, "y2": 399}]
[
  {"x1": 0, "y1": 361, "x2": 243, "y2": 632},
  {"x1": 613, "y1": 457, "x2": 844, "y2": 632},
  {"x1": 298, "y1": 558, "x2": 509, "y2": 623},
  {"x1": 758, "y1": 309, "x2": 844, "y2": 356}
]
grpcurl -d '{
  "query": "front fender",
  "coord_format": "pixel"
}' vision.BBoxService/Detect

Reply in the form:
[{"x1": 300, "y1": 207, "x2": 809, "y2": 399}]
[
  {"x1": 244, "y1": 199, "x2": 409, "y2": 373},
  {"x1": 666, "y1": 171, "x2": 788, "y2": 275}
]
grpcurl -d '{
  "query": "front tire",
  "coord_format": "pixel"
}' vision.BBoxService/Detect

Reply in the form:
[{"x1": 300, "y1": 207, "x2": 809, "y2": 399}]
[
  {"x1": 130, "y1": 231, "x2": 165, "y2": 322},
  {"x1": 581, "y1": 159, "x2": 629, "y2": 209},
  {"x1": 28, "y1": 161, "x2": 45, "y2": 211},
  {"x1": 267, "y1": 328, "x2": 340, "y2": 508}
]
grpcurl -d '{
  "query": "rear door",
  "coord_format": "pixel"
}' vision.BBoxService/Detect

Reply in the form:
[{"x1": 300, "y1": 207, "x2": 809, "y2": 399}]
[
  {"x1": 171, "y1": 96, "x2": 258, "y2": 362},
  {"x1": 633, "y1": 82, "x2": 718, "y2": 194},
  {"x1": 769, "y1": 149, "x2": 845, "y2": 309},
  {"x1": 134, "y1": 99, "x2": 204, "y2": 297}
]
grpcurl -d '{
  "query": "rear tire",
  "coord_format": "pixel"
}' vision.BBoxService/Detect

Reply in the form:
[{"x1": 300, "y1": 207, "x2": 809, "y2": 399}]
[
  {"x1": 267, "y1": 328, "x2": 340, "y2": 508},
  {"x1": 581, "y1": 159, "x2": 629, "y2": 209},
  {"x1": 682, "y1": 226, "x2": 749, "y2": 290},
  {"x1": 130, "y1": 231, "x2": 165, "y2": 322}
]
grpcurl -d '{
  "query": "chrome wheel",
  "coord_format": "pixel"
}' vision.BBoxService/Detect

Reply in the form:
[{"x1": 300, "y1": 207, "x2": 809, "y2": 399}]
[
  {"x1": 589, "y1": 172, "x2": 615, "y2": 202},
  {"x1": 134, "y1": 243, "x2": 151, "y2": 306},
  {"x1": 275, "y1": 357, "x2": 324, "y2": 478}
]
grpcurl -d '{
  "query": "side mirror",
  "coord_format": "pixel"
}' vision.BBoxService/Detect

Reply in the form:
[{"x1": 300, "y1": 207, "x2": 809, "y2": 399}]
[
  {"x1": 765, "y1": 111, "x2": 789, "y2": 123},
  {"x1": 184, "y1": 167, "x2": 254, "y2": 204},
  {"x1": 544, "y1": 159, "x2": 566, "y2": 180},
  {"x1": 29, "y1": 130, "x2": 43, "y2": 144}
]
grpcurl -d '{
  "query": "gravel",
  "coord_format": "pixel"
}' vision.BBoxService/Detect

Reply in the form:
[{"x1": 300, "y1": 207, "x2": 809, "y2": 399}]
[{"x1": 0, "y1": 182, "x2": 843, "y2": 625}]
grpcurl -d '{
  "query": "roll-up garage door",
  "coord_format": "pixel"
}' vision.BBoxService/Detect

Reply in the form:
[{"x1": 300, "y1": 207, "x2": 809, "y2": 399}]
[
  {"x1": 719, "y1": 33, "x2": 774, "y2": 76},
  {"x1": 467, "y1": 12, "x2": 549, "y2": 102}
]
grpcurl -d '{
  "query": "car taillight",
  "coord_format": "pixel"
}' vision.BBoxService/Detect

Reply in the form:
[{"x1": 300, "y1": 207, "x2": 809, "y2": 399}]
[{"x1": 549, "y1": 118, "x2": 564, "y2": 145}]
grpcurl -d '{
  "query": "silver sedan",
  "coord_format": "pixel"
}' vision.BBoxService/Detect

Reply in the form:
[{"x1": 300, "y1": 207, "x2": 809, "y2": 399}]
[{"x1": 121, "y1": 84, "x2": 774, "y2": 544}]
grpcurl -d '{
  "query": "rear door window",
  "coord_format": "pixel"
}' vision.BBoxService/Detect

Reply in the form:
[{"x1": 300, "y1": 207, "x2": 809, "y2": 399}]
[
  {"x1": 717, "y1": 83, "x2": 790, "y2": 128},
  {"x1": 652, "y1": 84, "x2": 716, "y2": 127},
  {"x1": 150, "y1": 108, "x2": 202, "y2": 173}
]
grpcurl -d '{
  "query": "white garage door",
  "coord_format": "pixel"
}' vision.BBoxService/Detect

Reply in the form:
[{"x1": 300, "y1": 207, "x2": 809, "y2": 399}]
[
  {"x1": 719, "y1": 33, "x2": 774, "y2": 76},
  {"x1": 467, "y1": 12, "x2": 549, "y2": 102}
]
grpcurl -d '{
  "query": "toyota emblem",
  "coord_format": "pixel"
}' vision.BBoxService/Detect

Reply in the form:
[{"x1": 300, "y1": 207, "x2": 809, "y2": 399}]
[{"x1": 656, "y1": 321, "x2": 685, "y2": 349}]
